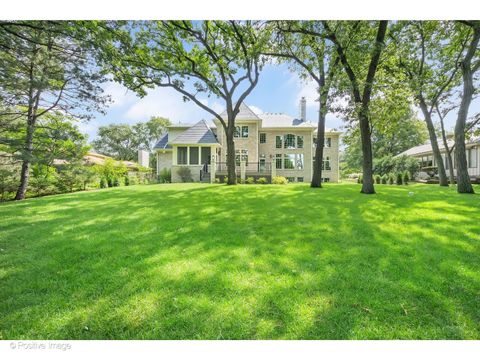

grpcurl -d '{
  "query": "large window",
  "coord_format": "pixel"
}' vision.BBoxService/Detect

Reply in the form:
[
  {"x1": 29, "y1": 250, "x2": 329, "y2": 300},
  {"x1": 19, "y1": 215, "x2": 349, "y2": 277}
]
[
  {"x1": 284, "y1": 153, "x2": 295, "y2": 169},
  {"x1": 276, "y1": 135, "x2": 283, "y2": 149},
  {"x1": 241, "y1": 126, "x2": 249, "y2": 138},
  {"x1": 276, "y1": 154, "x2": 282, "y2": 169},
  {"x1": 322, "y1": 156, "x2": 331, "y2": 171},
  {"x1": 284, "y1": 134, "x2": 296, "y2": 149},
  {"x1": 177, "y1": 147, "x2": 188, "y2": 165},
  {"x1": 297, "y1": 136, "x2": 304, "y2": 148},
  {"x1": 235, "y1": 149, "x2": 248, "y2": 166},
  {"x1": 189, "y1": 147, "x2": 199, "y2": 165},
  {"x1": 201, "y1": 147, "x2": 211, "y2": 164},
  {"x1": 259, "y1": 154, "x2": 266, "y2": 171},
  {"x1": 421, "y1": 155, "x2": 433, "y2": 168},
  {"x1": 296, "y1": 154, "x2": 304, "y2": 170},
  {"x1": 467, "y1": 148, "x2": 477, "y2": 168},
  {"x1": 260, "y1": 133, "x2": 266, "y2": 143},
  {"x1": 234, "y1": 126, "x2": 241, "y2": 138}
]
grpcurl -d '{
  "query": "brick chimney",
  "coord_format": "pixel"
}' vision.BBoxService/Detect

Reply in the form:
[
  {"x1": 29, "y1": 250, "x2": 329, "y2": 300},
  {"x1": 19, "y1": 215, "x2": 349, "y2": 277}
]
[{"x1": 300, "y1": 96, "x2": 306, "y2": 122}]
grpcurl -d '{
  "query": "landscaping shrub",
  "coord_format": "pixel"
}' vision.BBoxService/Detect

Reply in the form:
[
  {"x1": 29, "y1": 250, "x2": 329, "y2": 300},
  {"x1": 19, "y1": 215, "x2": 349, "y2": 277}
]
[
  {"x1": 403, "y1": 170, "x2": 411, "y2": 185},
  {"x1": 214, "y1": 177, "x2": 220, "y2": 183},
  {"x1": 30, "y1": 164, "x2": 57, "y2": 196},
  {"x1": 373, "y1": 154, "x2": 420, "y2": 179},
  {"x1": 222, "y1": 176, "x2": 229, "y2": 184},
  {"x1": 396, "y1": 173, "x2": 403, "y2": 185},
  {"x1": 388, "y1": 174, "x2": 395, "y2": 185},
  {"x1": 245, "y1": 177, "x2": 255, "y2": 184},
  {"x1": 0, "y1": 169, "x2": 17, "y2": 201},
  {"x1": 272, "y1": 176, "x2": 288, "y2": 185},
  {"x1": 124, "y1": 176, "x2": 130, "y2": 186},
  {"x1": 100, "y1": 177, "x2": 107, "y2": 188},
  {"x1": 159, "y1": 168, "x2": 171, "y2": 183},
  {"x1": 177, "y1": 167, "x2": 192, "y2": 182},
  {"x1": 381, "y1": 174, "x2": 388, "y2": 184},
  {"x1": 113, "y1": 177, "x2": 120, "y2": 187},
  {"x1": 374, "y1": 174, "x2": 381, "y2": 184},
  {"x1": 257, "y1": 177, "x2": 268, "y2": 184},
  {"x1": 357, "y1": 174, "x2": 363, "y2": 184}
]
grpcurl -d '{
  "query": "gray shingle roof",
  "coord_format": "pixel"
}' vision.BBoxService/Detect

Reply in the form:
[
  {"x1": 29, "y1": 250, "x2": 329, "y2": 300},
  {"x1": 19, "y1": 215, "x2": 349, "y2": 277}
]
[
  {"x1": 170, "y1": 120, "x2": 219, "y2": 145},
  {"x1": 153, "y1": 133, "x2": 172, "y2": 150},
  {"x1": 398, "y1": 137, "x2": 480, "y2": 157},
  {"x1": 260, "y1": 113, "x2": 316, "y2": 128},
  {"x1": 220, "y1": 102, "x2": 261, "y2": 120}
]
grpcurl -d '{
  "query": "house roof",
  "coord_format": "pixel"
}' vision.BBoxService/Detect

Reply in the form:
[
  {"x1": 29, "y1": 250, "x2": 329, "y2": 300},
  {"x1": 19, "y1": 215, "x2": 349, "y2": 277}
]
[
  {"x1": 169, "y1": 120, "x2": 219, "y2": 145},
  {"x1": 260, "y1": 113, "x2": 316, "y2": 129},
  {"x1": 220, "y1": 102, "x2": 261, "y2": 121},
  {"x1": 398, "y1": 137, "x2": 480, "y2": 157},
  {"x1": 153, "y1": 133, "x2": 172, "y2": 150}
]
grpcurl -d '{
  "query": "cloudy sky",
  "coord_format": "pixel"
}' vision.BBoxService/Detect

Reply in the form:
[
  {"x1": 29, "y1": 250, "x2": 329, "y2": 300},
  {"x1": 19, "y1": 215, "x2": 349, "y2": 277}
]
[{"x1": 80, "y1": 62, "x2": 476, "y2": 142}]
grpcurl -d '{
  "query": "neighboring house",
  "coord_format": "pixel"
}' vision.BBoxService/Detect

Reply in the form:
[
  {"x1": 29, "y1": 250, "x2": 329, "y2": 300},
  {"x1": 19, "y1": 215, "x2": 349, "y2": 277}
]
[
  {"x1": 398, "y1": 137, "x2": 480, "y2": 180},
  {"x1": 154, "y1": 99, "x2": 341, "y2": 183}
]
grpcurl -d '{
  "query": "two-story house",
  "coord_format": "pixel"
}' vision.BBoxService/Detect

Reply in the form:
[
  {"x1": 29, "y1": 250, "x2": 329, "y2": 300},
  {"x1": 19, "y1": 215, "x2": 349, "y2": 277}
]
[{"x1": 154, "y1": 99, "x2": 340, "y2": 183}]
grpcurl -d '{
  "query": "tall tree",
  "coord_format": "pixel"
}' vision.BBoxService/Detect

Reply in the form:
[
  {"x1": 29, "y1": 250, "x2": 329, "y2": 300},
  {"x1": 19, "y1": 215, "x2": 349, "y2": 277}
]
[
  {"x1": 453, "y1": 21, "x2": 480, "y2": 194},
  {"x1": 0, "y1": 21, "x2": 109, "y2": 200},
  {"x1": 323, "y1": 20, "x2": 389, "y2": 194},
  {"x1": 266, "y1": 21, "x2": 340, "y2": 188},
  {"x1": 101, "y1": 21, "x2": 268, "y2": 185}
]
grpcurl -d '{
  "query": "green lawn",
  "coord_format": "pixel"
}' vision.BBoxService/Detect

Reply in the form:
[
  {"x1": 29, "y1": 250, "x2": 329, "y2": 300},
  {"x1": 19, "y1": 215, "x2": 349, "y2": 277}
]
[{"x1": 1, "y1": 183, "x2": 479, "y2": 339}]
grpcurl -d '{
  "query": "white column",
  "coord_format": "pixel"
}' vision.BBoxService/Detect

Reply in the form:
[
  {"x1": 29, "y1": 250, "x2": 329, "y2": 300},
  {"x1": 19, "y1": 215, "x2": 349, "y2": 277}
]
[
  {"x1": 240, "y1": 159, "x2": 246, "y2": 183},
  {"x1": 210, "y1": 146, "x2": 216, "y2": 184},
  {"x1": 186, "y1": 146, "x2": 190, "y2": 165},
  {"x1": 271, "y1": 158, "x2": 276, "y2": 179},
  {"x1": 172, "y1": 147, "x2": 177, "y2": 165}
]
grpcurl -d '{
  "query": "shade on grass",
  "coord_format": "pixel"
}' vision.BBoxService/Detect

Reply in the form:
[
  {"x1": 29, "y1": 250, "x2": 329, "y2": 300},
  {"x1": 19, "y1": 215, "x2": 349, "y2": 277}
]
[{"x1": 0, "y1": 183, "x2": 479, "y2": 339}]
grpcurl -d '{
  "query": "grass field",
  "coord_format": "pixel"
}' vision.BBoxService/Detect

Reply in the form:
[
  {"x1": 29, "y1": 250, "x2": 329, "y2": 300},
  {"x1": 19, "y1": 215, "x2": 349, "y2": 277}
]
[{"x1": 1, "y1": 183, "x2": 479, "y2": 339}]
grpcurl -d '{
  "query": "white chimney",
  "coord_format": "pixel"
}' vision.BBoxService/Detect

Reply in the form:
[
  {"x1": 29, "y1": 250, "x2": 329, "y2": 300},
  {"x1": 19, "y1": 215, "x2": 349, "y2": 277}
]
[
  {"x1": 138, "y1": 149, "x2": 150, "y2": 168},
  {"x1": 300, "y1": 97, "x2": 306, "y2": 122}
]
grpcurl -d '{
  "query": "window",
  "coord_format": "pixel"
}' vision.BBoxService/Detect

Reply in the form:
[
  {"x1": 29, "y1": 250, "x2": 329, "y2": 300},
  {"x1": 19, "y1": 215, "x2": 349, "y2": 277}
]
[
  {"x1": 467, "y1": 148, "x2": 477, "y2": 168},
  {"x1": 260, "y1": 133, "x2": 266, "y2": 143},
  {"x1": 284, "y1": 154, "x2": 295, "y2": 169},
  {"x1": 235, "y1": 149, "x2": 248, "y2": 166},
  {"x1": 322, "y1": 177, "x2": 330, "y2": 183},
  {"x1": 322, "y1": 156, "x2": 331, "y2": 171},
  {"x1": 313, "y1": 137, "x2": 317, "y2": 147},
  {"x1": 242, "y1": 126, "x2": 249, "y2": 138},
  {"x1": 284, "y1": 134, "x2": 296, "y2": 149},
  {"x1": 201, "y1": 147, "x2": 211, "y2": 164},
  {"x1": 189, "y1": 147, "x2": 199, "y2": 165},
  {"x1": 296, "y1": 154, "x2": 304, "y2": 170},
  {"x1": 297, "y1": 177, "x2": 304, "y2": 182},
  {"x1": 325, "y1": 137, "x2": 331, "y2": 148},
  {"x1": 286, "y1": 177, "x2": 295, "y2": 183},
  {"x1": 276, "y1": 135, "x2": 283, "y2": 149},
  {"x1": 276, "y1": 154, "x2": 282, "y2": 169},
  {"x1": 259, "y1": 154, "x2": 266, "y2": 171},
  {"x1": 234, "y1": 126, "x2": 241, "y2": 138},
  {"x1": 297, "y1": 136, "x2": 304, "y2": 148},
  {"x1": 177, "y1": 147, "x2": 187, "y2": 165}
]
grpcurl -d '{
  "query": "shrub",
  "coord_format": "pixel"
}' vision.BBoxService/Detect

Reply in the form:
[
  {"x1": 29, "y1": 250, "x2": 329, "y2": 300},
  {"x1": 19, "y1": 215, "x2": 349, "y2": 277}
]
[
  {"x1": 257, "y1": 177, "x2": 268, "y2": 184},
  {"x1": 373, "y1": 154, "x2": 420, "y2": 179},
  {"x1": 214, "y1": 177, "x2": 220, "y2": 183},
  {"x1": 403, "y1": 170, "x2": 410, "y2": 185},
  {"x1": 381, "y1": 174, "x2": 388, "y2": 184},
  {"x1": 222, "y1": 176, "x2": 229, "y2": 184},
  {"x1": 113, "y1": 177, "x2": 120, "y2": 187},
  {"x1": 30, "y1": 164, "x2": 57, "y2": 196},
  {"x1": 177, "y1": 167, "x2": 192, "y2": 182},
  {"x1": 272, "y1": 176, "x2": 288, "y2": 185},
  {"x1": 374, "y1": 174, "x2": 381, "y2": 184},
  {"x1": 100, "y1": 177, "x2": 107, "y2": 188},
  {"x1": 396, "y1": 173, "x2": 403, "y2": 185},
  {"x1": 357, "y1": 174, "x2": 363, "y2": 184},
  {"x1": 0, "y1": 169, "x2": 17, "y2": 201},
  {"x1": 159, "y1": 168, "x2": 171, "y2": 183},
  {"x1": 129, "y1": 175, "x2": 138, "y2": 185},
  {"x1": 124, "y1": 176, "x2": 130, "y2": 186},
  {"x1": 237, "y1": 177, "x2": 242, "y2": 184},
  {"x1": 388, "y1": 174, "x2": 395, "y2": 185},
  {"x1": 245, "y1": 177, "x2": 255, "y2": 184}
]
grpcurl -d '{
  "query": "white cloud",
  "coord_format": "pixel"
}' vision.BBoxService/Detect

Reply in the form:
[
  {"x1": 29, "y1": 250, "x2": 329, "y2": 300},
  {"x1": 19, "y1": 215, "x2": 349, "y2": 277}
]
[{"x1": 103, "y1": 81, "x2": 137, "y2": 108}]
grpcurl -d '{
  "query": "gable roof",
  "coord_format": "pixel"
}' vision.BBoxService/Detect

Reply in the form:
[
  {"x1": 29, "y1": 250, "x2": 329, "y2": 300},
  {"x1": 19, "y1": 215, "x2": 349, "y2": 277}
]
[
  {"x1": 260, "y1": 113, "x2": 316, "y2": 128},
  {"x1": 220, "y1": 102, "x2": 261, "y2": 121},
  {"x1": 398, "y1": 137, "x2": 480, "y2": 157},
  {"x1": 169, "y1": 120, "x2": 219, "y2": 145},
  {"x1": 153, "y1": 133, "x2": 172, "y2": 150}
]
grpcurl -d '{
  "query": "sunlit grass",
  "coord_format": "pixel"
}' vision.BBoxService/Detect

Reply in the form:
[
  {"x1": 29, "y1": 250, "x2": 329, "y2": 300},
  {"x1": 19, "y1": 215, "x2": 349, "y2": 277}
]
[{"x1": 0, "y1": 183, "x2": 479, "y2": 339}]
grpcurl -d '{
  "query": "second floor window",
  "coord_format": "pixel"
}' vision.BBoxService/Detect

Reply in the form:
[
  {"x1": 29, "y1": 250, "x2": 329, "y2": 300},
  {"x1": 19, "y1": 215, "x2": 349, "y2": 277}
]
[
  {"x1": 284, "y1": 134, "x2": 296, "y2": 149},
  {"x1": 276, "y1": 135, "x2": 283, "y2": 149},
  {"x1": 297, "y1": 136, "x2": 304, "y2": 148},
  {"x1": 325, "y1": 137, "x2": 331, "y2": 148},
  {"x1": 242, "y1": 126, "x2": 249, "y2": 138},
  {"x1": 260, "y1": 133, "x2": 266, "y2": 143},
  {"x1": 234, "y1": 126, "x2": 241, "y2": 138},
  {"x1": 322, "y1": 156, "x2": 331, "y2": 171}
]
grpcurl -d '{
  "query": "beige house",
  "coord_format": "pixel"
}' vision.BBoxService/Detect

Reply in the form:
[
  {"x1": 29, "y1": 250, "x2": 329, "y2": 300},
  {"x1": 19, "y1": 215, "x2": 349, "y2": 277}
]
[
  {"x1": 398, "y1": 137, "x2": 480, "y2": 180},
  {"x1": 155, "y1": 100, "x2": 340, "y2": 183}
]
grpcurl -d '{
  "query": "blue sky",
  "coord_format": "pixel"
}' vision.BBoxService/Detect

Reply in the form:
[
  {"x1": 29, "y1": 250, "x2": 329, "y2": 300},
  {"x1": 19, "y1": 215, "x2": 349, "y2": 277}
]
[{"x1": 81, "y1": 62, "x2": 478, "y2": 142}]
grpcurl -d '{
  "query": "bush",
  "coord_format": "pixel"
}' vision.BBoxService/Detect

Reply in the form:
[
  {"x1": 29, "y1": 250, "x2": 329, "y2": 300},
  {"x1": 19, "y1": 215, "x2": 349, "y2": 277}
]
[
  {"x1": 222, "y1": 176, "x2": 229, "y2": 184},
  {"x1": 113, "y1": 177, "x2": 120, "y2": 187},
  {"x1": 396, "y1": 173, "x2": 403, "y2": 185},
  {"x1": 214, "y1": 177, "x2": 220, "y2": 183},
  {"x1": 177, "y1": 167, "x2": 192, "y2": 182},
  {"x1": 245, "y1": 177, "x2": 255, "y2": 184},
  {"x1": 30, "y1": 164, "x2": 57, "y2": 196},
  {"x1": 403, "y1": 170, "x2": 410, "y2": 185},
  {"x1": 374, "y1": 174, "x2": 381, "y2": 184},
  {"x1": 0, "y1": 169, "x2": 17, "y2": 201},
  {"x1": 381, "y1": 174, "x2": 388, "y2": 184},
  {"x1": 357, "y1": 174, "x2": 363, "y2": 184},
  {"x1": 374, "y1": 154, "x2": 420, "y2": 179},
  {"x1": 388, "y1": 174, "x2": 395, "y2": 185},
  {"x1": 100, "y1": 177, "x2": 107, "y2": 188},
  {"x1": 124, "y1": 176, "x2": 130, "y2": 186},
  {"x1": 272, "y1": 176, "x2": 288, "y2": 185},
  {"x1": 159, "y1": 168, "x2": 171, "y2": 183},
  {"x1": 257, "y1": 177, "x2": 268, "y2": 184}
]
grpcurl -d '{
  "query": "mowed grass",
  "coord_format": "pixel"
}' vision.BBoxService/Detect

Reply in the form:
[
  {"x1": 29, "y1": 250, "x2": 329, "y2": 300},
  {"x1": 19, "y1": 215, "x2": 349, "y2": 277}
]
[{"x1": 1, "y1": 183, "x2": 479, "y2": 339}]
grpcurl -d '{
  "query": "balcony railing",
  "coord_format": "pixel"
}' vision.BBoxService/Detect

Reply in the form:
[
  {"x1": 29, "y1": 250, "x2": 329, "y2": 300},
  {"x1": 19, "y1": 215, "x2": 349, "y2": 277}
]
[{"x1": 215, "y1": 162, "x2": 272, "y2": 173}]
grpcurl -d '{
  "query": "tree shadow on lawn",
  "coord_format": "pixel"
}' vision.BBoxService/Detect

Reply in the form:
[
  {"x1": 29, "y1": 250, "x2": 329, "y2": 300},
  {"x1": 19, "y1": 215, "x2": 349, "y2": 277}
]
[{"x1": 1, "y1": 184, "x2": 479, "y2": 339}]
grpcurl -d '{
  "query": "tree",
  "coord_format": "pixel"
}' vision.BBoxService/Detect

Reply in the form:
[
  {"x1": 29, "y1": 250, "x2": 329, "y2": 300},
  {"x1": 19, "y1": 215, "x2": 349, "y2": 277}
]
[
  {"x1": 0, "y1": 21, "x2": 109, "y2": 200},
  {"x1": 323, "y1": 20, "x2": 389, "y2": 194},
  {"x1": 101, "y1": 20, "x2": 268, "y2": 185},
  {"x1": 453, "y1": 21, "x2": 480, "y2": 194},
  {"x1": 266, "y1": 21, "x2": 340, "y2": 188}
]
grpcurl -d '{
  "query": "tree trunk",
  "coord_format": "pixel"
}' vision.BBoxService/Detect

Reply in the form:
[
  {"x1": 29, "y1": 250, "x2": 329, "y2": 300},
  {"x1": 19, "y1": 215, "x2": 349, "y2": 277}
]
[
  {"x1": 15, "y1": 118, "x2": 35, "y2": 200},
  {"x1": 358, "y1": 109, "x2": 375, "y2": 194},
  {"x1": 418, "y1": 99, "x2": 448, "y2": 186},
  {"x1": 311, "y1": 99, "x2": 326, "y2": 188},
  {"x1": 439, "y1": 121, "x2": 456, "y2": 184},
  {"x1": 225, "y1": 126, "x2": 236, "y2": 185}
]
